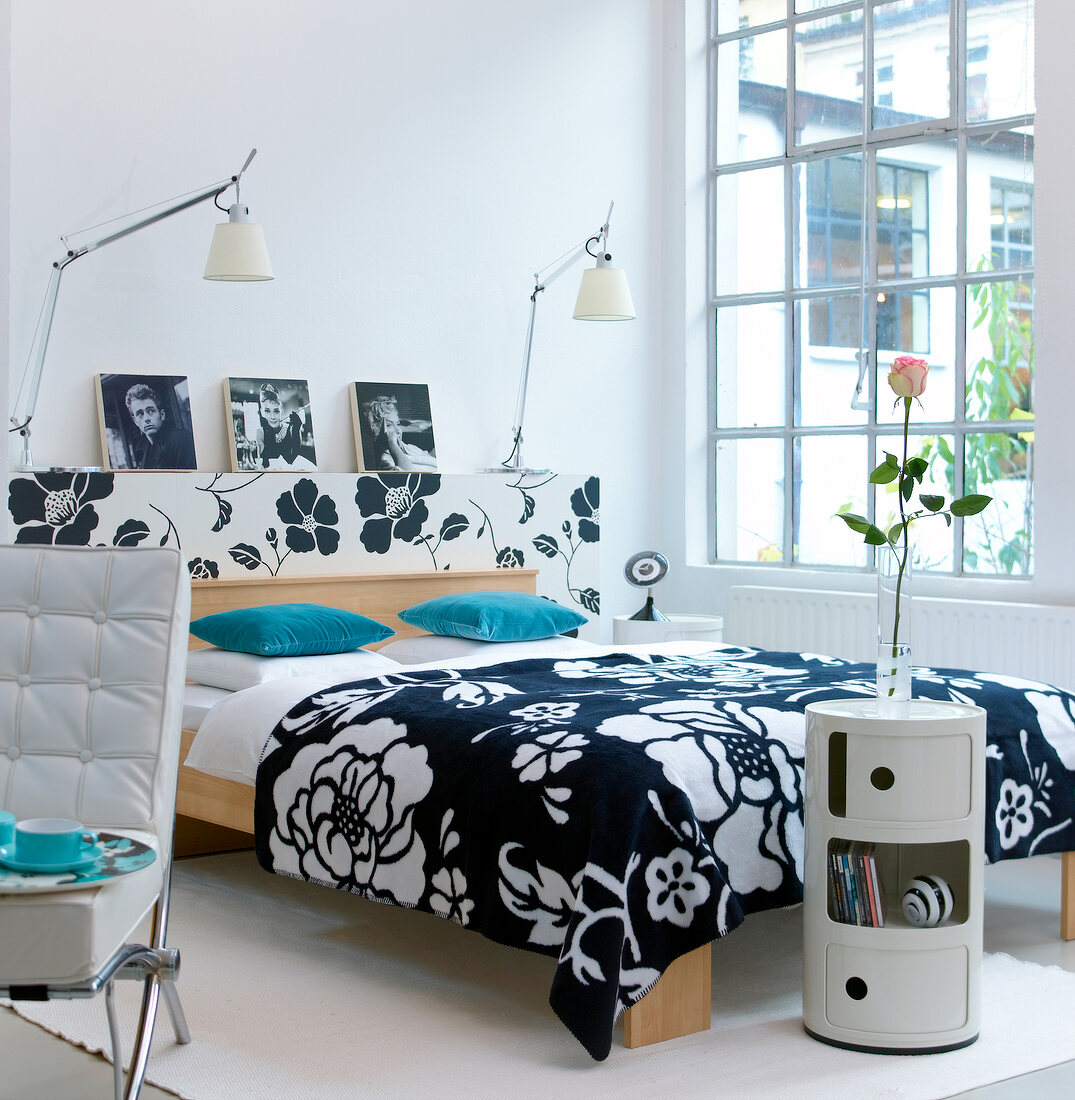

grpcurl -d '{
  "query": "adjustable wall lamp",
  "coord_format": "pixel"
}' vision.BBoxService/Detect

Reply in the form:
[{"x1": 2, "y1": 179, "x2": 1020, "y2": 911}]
[
  {"x1": 496, "y1": 201, "x2": 635, "y2": 475},
  {"x1": 9, "y1": 148, "x2": 272, "y2": 471}
]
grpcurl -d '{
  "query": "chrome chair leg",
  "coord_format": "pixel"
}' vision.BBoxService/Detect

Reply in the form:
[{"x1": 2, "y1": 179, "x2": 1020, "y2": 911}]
[
  {"x1": 105, "y1": 980, "x2": 124, "y2": 1100},
  {"x1": 122, "y1": 974, "x2": 161, "y2": 1100},
  {"x1": 161, "y1": 978, "x2": 190, "y2": 1044}
]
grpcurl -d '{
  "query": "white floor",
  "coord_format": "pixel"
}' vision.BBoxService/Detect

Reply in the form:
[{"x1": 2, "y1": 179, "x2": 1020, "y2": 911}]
[{"x1": 1, "y1": 853, "x2": 1073, "y2": 1100}]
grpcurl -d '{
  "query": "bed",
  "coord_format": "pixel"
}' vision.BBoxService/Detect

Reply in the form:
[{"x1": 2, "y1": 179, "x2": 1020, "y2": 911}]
[{"x1": 176, "y1": 569, "x2": 1075, "y2": 1060}]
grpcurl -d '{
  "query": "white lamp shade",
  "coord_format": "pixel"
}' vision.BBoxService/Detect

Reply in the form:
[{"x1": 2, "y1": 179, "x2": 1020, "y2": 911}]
[
  {"x1": 573, "y1": 266, "x2": 635, "y2": 320},
  {"x1": 204, "y1": 221, "x2": 274, "y2": 281}
]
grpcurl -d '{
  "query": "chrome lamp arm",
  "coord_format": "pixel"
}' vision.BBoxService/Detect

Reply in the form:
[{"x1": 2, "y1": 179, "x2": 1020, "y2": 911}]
[
  {"x1": 9, "y1": 149, "x2": 262, "y2": 470},
  {"x1": 500, "y1": 201, "x2": 623, "y2": 475}
]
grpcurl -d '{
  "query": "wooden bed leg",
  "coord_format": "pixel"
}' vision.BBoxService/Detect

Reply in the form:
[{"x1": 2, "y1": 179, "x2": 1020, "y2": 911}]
[
  {"x1": 1062, "y1": 851, "x2": 1075, "y2": 941},
  {"x1": 622, "y1": 942, "x2": 711, "y2": 1048}
]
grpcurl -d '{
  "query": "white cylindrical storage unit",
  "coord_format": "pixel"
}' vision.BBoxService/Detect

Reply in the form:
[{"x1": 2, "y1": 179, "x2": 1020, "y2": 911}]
[
  {"x1": 612, "y1": 613, "x2": 724, "y2": 645},
  {"x1": 802, "y1": 698, "x2": 986, "y2": 1053}
]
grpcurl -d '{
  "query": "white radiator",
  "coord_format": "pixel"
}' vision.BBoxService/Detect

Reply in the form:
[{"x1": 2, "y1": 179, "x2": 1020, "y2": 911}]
[{"x1": 727, "y1": 585, "x2": 1075, "y2": 693}]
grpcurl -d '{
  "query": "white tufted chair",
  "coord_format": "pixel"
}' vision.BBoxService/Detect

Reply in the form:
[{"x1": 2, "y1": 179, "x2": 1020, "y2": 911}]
[{"x1": 0, "y1": 545, "x2": 192, "y2": 1099}]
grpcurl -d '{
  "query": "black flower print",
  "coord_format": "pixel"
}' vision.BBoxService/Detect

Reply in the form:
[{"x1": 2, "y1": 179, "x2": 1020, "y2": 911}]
[
  {"x1": 276, "y1": 478, "x2": 340, "y2": 556},
  {"x1": 570, "y1": 476, "x2": 599, "y2": 543},
  {"x1": 355, "y1": 473, "x2": 441, "y2": 554},
  {"x1": 496, "y1": 546, "x2": 525, "y2": 568},
  {"x1": 8, "y1": 472, "x2": 114, "y2": 545},
  {"x1": 188, "y1": 557, "x2": 219, "y2": 579}
]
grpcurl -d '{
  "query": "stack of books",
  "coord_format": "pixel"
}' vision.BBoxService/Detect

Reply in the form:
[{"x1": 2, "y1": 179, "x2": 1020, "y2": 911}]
[{"x1": 828, "y1": 839, "x2": 886, "y2": 927}]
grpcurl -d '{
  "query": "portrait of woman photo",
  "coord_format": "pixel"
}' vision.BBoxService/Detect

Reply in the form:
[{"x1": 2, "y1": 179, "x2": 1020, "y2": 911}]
[
  {"x1": 225, "y1": 377, "x2": 317, "y2": 472},
  {"x1": 95, "y1": 373, "x2": 198, "y2": 471},
  {"x1": 352, "y1": 381, "x2": 437, "y2": 472}
]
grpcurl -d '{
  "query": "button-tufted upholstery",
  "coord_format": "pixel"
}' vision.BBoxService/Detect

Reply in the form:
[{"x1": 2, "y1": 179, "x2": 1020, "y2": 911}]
[
  {"x1": 0, "y1": 544, "x2": 190, "y2": 850},
  {"x1": 0, "y1": 545, "x2": 191, "y2": 1096}
]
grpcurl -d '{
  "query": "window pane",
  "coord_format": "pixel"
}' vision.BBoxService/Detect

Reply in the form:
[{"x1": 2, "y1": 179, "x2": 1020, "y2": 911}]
[
  {"x1": 965, "y1": 277, "x2": 1033, "y2": 422},
  {"x1": 716, "y1": 29, "x2": 787, "y2": 165},
  {"x1": 873, "y1": 433, "x2": 955, "y2": 572},
  {"x1": 967, "y1": 128, "x2": 1034, "y2": 275},
  {"x1": 716, "y1": 166, "x2": 785, "y2": 295},
  {"x1": 872, "y1": 0, "x2": 950, "y2": 128},
  {"x1": 967, "y1": 0, "x2": 1035, "y2": 121},
  {"x1": 794, "y1": 15, "x2": 863, "y2": 145},
  {"x1": 963, "y1": 430, "x2": 1032, "y2": 575},
  {"x1": 876, "y1": 286, "x2": 956, "y2": 424},
  {"x1": 801, "y1": 154, "x2": 863, "y2": 289},
  {"x1": 715, "y1": 437, "x2": 785, "y2": 561},
  {"x1": 795, "y1": 0, "x2": 859, "y2": 12},
  {"x1": 806, "y1": 290, "x2": 861, "y2": 354},
  {"x1": 800, "y1": 301, "x2": 869, "y2": 427},
  {"x1": 876, "y1": 140, "x2": 955, "y2": 277},
  {"x1": 797, "y1": 435, "x2": 867, "y2": 566},
  {"x1": 717, "y1": 303, "x2": 786, "y2": 428},
  {"x1": 715, "y1": 0, "x2": 792, "y2": 35}
]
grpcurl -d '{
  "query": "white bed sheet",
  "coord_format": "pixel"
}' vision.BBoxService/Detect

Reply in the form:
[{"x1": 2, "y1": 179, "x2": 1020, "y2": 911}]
[
  {"x1": 184, "y1": 641, "x2": 725, "y2": 786},
  {"x1": 183, "y1": 683, "x2": 233, "y2": 731}
]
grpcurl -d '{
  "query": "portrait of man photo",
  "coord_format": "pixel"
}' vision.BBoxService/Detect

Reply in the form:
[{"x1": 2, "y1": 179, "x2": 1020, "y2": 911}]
[{"x1": 95, "y1": 373, "x2": 198, "y2": 471}]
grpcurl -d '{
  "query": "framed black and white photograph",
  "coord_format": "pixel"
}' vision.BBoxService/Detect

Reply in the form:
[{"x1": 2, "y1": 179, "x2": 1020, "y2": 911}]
[
  {"x1": 350, "y1": 381, "x2": 438, "y2": 472},
  {"x1": 224, "y1": 377, "x2": 317, "y2": 472},
  {"x1": 95, "y1": 373, "x2": 198, "y2": 471}
]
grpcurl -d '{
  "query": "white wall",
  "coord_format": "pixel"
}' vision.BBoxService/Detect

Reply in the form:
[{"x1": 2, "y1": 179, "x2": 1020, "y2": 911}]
[{"x1": 3, "y1": 0, "x2": 666, "y2": 630}]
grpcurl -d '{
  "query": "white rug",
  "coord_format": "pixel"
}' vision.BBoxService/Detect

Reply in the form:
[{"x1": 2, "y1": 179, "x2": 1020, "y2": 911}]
[{"x1": 7, "y1": 851, "x2": 1075, "y2": 1099}]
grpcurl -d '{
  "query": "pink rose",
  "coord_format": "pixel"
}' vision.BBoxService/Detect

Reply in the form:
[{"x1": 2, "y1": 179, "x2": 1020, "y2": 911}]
[{"x1": 888, "y1": 355, "x2": 929, "y2": 398}]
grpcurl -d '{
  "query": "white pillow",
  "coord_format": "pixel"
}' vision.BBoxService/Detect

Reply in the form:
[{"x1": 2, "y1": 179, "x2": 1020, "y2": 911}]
[
  {"x1": 378, "y1": 634, "x2": 601, "y2": 666},
  {"x1": 185, "y1": 645, "x2": 401, "y2": 692}
]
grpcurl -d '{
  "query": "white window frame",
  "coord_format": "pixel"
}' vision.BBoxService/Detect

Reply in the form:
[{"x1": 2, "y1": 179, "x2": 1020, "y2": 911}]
[{"x1": 708, "y1": 0, "x2": 1035, "y2": 576}]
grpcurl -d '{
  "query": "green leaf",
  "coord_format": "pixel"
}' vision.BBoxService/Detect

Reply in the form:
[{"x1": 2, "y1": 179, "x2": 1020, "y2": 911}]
[
  {"x1": 950, "y1": 494, "x2": 992, "y2": 517},
  {"x1": 887, "y1": 522, "x2": 906, "y2": 545},
  {"x1": 883, "y1": 452, "x2": 900, "y2": 468},
  {"x1": 920, "y1": 494, "x2": 945, "y2": 512},
  {"x1": 869, "y1": 462, "x2": 900, "y2": 484},
  {"x1": 900, "y1": 475, "x2": 915, "y2": 501},
  {"x1": 863, "y1": 525, "x2": 888, "y2": 546},
  {"x1": 906, "y1": 456, "x2": 928, "y2": 480},
  {"x1": 835, "y1": 512, "x2": 872, "y2": 535}
]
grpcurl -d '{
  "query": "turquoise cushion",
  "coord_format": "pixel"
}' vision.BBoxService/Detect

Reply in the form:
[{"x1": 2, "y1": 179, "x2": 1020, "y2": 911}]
[
  {"x1": 189, "y1": 603, "x2": 394, "y2": 656},
  {"x1": 398, "y1": 591, "x2": 586, "y2": 642}
]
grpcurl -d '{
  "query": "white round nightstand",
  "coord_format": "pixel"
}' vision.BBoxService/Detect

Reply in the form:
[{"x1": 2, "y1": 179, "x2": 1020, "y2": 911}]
[{"x1": 612, "y1": 613, "x2": 724, "y2": 645}]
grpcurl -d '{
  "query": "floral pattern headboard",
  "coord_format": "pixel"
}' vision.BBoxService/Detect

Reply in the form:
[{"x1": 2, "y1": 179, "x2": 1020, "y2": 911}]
[{"x1": 7, "y1": 470, "x2": 600, "y2": 634}]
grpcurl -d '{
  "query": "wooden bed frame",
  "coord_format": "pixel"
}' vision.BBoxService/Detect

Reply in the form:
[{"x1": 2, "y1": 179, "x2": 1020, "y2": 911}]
[
  {"x1": 175, "y1": 568, "x2": 709, "y2": 1048},
  {"x1": 174, "y1": 568, "x2": 1075, "y2": 1051}
]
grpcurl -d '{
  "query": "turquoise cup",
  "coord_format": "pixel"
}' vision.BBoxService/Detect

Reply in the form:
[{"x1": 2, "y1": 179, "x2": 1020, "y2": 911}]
[
  {"x1": 13, "y1": 818, "x2": 98, "y2": 866},
  {"x1": 0, "y1": 810, "x2": 14, "y2": 847}
]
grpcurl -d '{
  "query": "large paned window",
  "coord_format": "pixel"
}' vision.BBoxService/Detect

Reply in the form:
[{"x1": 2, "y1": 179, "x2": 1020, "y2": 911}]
[{"x1": 710, "y1": 0, "x2": 1035, "y2": 576}]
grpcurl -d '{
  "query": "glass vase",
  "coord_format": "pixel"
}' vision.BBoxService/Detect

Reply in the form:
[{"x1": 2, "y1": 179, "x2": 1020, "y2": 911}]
[{"x1": 877, "y1": 551, "x2": 912, "y2": 710}]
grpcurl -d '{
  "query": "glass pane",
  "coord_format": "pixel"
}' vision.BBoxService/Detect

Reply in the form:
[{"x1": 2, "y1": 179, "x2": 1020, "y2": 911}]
[
  {"x1": 965, "y1": 277, "x2": 1033, "y2": 422},
  {"x1": 967, "y1": 0, "x2": 1034, "y2": 122},
  {"x1": 967, "y1": 128, "x2": 1034, "y2": 276},
  {"x1": 795, "y1": 0, "x2": 859, "y2": 12},
  {"x1": 797, "y1": 435, "x2": 868, "y2": 566},
  {"x1": 794, "y1": 15, "x2": 863, "y2": 145},
  {"x1": 717, "y1": 303, "x2": 786, "y2": 428},
  {"x1": 876, "y1": 286, "x2": 956, "y2": 424},
  {"x1": 875, "y1": 138, "x2": 957, "y2": 278},
  {"x1": 715, "y1": 437, "x2": 785, "y2": 561},
  {"x1": 716, "y1": 29, "x2": 787, "y2": 165},
  {"x1": 800, "y1": 297, "x2": 868, "y2": 427},
  {"x1": 872, "y1": 1, "x2": 950, "y2": 128},
  {"x1": 872, "y1": 433, "x2": 955, "y2": 572},
  {"x1": 963, "y1": 430, "x2": 1033, "y2": 575},
  {"x1": 799, "y1": 154, "x2": 862, "y2": 289},
  {"x1": 716, "y1": 166, "x2": 785, "y2": 295},
  {"x1": 715, "y1": 0, "x2": 789, "y2": 35}
]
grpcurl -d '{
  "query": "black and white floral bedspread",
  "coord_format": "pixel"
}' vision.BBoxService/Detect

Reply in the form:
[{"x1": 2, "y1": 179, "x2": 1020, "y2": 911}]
[{"x1": 252, "y1": 646, "x2": 1075, "y2": 1059}]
